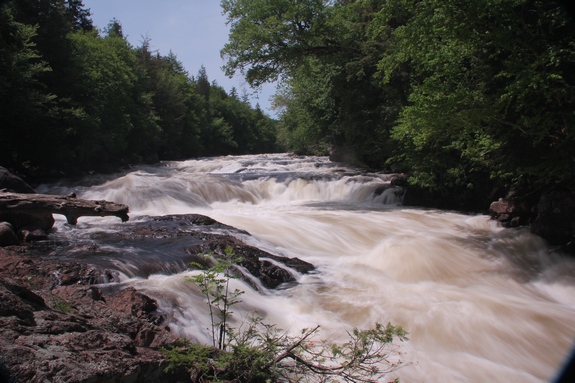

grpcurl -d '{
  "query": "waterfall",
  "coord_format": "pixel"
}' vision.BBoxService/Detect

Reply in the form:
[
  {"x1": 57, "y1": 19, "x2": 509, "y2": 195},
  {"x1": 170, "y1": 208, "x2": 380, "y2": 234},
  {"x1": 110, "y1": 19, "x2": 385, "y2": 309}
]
[{"x1": 39, "y1": 153, "x2": 575, "y2": 383}]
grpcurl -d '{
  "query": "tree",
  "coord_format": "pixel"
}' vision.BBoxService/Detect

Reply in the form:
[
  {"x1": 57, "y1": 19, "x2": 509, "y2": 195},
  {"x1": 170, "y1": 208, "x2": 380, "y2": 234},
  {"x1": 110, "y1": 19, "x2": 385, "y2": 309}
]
[
  {"x1": 379, "y1": 0, "x2": 575, "y2": 205},
  {"x1": 0, "y1": 3, "x2": 56, "y2": 173},
  {"x1": 196, "y1": 65, "x2": 211, "y2": 100},
  {"x1": 65, "y1": 0, "x2": 93, "y2": 31},
  {"x1": 103, "y1": 17, "x2": 124, "y2": 38},
  {"x1": 221, "y1": 0, "x2": 343, "y2": 87},
  {"x1": 222, "y1": 0, "x2": 575, "y2": 209},
  {"x1": 66, "y1": 30, "x2": 142, "y2": 167},
  {"x1": 222, "y1": 0, "x2": 404, "y2": 166}
]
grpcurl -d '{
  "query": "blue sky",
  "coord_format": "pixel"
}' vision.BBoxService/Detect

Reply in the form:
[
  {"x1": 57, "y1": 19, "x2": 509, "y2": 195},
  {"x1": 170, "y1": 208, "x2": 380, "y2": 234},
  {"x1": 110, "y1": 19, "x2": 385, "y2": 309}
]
[{"x1": 82, "y1": 0, "x2": 277, "y2": 116}]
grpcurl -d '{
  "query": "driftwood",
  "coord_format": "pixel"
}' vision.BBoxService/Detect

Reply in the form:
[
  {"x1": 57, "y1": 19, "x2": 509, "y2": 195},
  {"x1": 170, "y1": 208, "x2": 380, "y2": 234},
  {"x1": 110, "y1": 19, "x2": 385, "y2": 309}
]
[{"x1": 0, "y1": 193, "x2": 129, "y2": 225}]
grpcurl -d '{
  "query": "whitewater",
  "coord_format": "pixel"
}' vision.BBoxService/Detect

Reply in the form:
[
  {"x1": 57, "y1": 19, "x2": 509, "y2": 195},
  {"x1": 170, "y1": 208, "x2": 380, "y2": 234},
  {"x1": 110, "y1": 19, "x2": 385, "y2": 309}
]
[{"x1": 39, "y1": 153, "x2": 575, "y2": 382}]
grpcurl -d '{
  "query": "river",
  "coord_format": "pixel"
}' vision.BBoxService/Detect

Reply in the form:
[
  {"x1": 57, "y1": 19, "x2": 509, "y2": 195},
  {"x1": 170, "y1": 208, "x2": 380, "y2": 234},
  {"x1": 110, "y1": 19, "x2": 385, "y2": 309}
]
[{"x1": 38, "y1": 153, "x2": 575, "y2": 382}]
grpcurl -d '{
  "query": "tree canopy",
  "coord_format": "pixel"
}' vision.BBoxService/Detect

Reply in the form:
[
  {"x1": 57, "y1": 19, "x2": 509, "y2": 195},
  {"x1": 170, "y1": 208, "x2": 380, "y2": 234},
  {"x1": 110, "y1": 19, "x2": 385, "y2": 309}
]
[
  {"x1": 0, "y1": 0, "x2": 281, "y2": 179},
  {"x1": 222, "y1": 0, "x2": 575, "y2": 209}
]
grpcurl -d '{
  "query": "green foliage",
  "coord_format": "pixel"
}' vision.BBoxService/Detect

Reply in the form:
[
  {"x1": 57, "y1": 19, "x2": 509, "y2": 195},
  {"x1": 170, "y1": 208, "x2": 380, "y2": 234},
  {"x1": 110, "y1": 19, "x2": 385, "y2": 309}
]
[
  {"x1": 163, "y1": 341, "x2": 215, "y2": 380},
  {"x1": 0, "y1": 4, "x2": 56, "y2": 172},
  {"x1": 165, "y1": 246, "x2": 409, "y2": 382},
  {"x1": 1, "y1": 0, "x2": 281, "y2": 177},
  {"x1": 66, "y1": 30, "x2": 141, "y2": 166},
  {"x1": 377, "y1": 0, "x2": 575, "y2": 200},
  {"x1": 223, "y1": 0, "x2": 575, "y2": 207},
  {"x1": 221, "y1": 0, "x2": 339, "y2": 87},
  {"x1": 51, "y1": 296, "x2": 72, "y2": 313},
  {"x1": 187, "y1": 246, "x2": 244, "y2": 350}
]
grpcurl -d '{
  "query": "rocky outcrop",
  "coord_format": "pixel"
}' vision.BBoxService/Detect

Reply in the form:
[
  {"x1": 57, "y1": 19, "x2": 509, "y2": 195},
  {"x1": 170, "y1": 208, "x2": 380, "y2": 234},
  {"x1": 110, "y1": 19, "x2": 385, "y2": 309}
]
[
  {"x1": 0, "y1": 212, "x2": 315, "y2": 382},
  {"x1": 531, "y1": 189, "x2": 575, "y2": 250},
  {"x1": 0, "y1": 167, "x2": 35, "y2": 194},
  {"x1": 142, "y1": 214, "x2": 315, "y2": 289},
  {"x1": 489, "y1": 198, "x2": 533, "y2": 228},
  {"x1": 185, "y1": 235, "x2": 315, "y2": 290},
  {"x1": 489, "y1": 188, "x2": 575, "y2": 253},
  {"x1": 0, "y1": 246, "x2": 186, "y2": 383}
]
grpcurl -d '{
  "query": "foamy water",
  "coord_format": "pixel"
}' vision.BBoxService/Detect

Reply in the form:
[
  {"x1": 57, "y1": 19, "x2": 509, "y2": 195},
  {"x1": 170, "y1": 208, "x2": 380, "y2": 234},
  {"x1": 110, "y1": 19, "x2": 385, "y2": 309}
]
[{"x1": 39, "y1": 154, "x2": 575, "y2": 382}]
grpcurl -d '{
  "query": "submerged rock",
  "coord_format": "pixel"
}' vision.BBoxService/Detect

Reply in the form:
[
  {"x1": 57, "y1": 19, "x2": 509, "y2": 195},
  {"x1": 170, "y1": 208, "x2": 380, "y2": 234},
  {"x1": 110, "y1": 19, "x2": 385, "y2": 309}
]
[{"x1": 186, "y1": 235, "x2": 315, "y2": 290}]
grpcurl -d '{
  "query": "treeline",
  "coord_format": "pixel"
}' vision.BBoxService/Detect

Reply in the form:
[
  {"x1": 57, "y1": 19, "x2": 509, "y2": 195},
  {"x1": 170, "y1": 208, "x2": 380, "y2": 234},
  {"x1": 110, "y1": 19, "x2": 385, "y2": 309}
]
[
  {"x1": 0, "y1": 0, "x2": 280, "y2": 179},
  {"x1": 222, "y1": 0, "x2": 575, "y2": 210}
]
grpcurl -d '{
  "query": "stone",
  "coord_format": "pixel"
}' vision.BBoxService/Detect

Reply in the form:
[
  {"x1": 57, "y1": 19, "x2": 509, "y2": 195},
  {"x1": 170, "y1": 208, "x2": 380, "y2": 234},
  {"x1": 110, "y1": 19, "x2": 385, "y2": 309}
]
[
  {"x1": 0, "y1": 222, "x2": 19, "y2": 247},
  {"x1": 18, "y1": 227, "x2": 48, "y2": 242},
  {"x1": 531, "y1": 189, "x2": 575, "y2": 247},
  {"x1": 489, "y1": 197, "x2": 532, "y2": 228},
  {"x1": 0, "y1": 167, "x2": 35, "y2": 194},
  {"x1": 186, "y1": 234, "x2": 314, "y2": 290}
]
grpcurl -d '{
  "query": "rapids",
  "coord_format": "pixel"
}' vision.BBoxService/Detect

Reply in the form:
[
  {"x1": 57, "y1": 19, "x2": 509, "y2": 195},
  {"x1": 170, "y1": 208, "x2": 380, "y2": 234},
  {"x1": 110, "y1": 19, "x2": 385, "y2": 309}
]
[{"x1": 38, "y1": 153, "x2": 575, "y2": 382}]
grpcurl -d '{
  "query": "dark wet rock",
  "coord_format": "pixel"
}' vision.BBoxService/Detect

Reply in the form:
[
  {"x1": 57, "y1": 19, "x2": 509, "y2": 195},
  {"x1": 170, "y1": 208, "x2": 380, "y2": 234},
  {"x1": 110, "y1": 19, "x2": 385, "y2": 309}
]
[
  {"x1": 488, "y1": 188, "x2": 575, "y2": 253},
  {"x1": 489, "y1": 198, "x2": 532, "y2": 228},
  {"x1": 148, "y1": 213, "x2": 249, "y2": 234},
  {"x1": 18, "y1": 227, "x2": 48, "y2": 242},
  {"x1": 0, "y1": 167, "x2": 35, "y2": 194},
  {"x1": 531, "y1": 189, "x2": 575, "y2": 248},
  {"x1": 0, "y1": 211, "x2": 55, "y2": 233},
  {"x1": 105, "y1": 214, "x2": 314, "y2": 286},
  {"x1": 0, "y1": 283, "x2": 37, "y2": 326},
  {"x1": 186, "y1": 235, "x2": 315, "y2": 290},
  {"x1": 0, "y1": 222, "x2": 19, "y2": 246}
]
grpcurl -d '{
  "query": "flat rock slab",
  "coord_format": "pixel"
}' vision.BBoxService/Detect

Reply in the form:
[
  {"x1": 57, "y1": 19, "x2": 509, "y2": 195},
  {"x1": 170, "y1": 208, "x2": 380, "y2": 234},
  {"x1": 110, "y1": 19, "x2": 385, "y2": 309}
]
[{"x1": 0, "y1": 192, "x2": 129, "y2": 225}]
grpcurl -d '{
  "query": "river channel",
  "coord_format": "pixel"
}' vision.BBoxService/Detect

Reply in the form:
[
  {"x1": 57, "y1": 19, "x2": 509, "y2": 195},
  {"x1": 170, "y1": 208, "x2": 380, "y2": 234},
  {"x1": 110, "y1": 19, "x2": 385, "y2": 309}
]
[{"x1": 38, "y1": 153, "x2": 575, "y2": 382}]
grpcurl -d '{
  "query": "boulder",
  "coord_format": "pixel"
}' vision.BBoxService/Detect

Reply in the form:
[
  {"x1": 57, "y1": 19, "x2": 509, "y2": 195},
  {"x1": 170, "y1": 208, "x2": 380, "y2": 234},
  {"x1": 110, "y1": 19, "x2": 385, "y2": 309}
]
[
  {"x1": 0, "y1": 222, "x2": 19, "y2": 247},
  {"x1": 489, "y1": 197, "x2": 532, "y2": 228},
  {"x1": 0, "y1": 167, "x2": 35, "y2": 194},
  {"x1": 18, "y1": 227, "x2": 48, "y2": 242},
  {"x1": 531, "y1": 189, "x2": 575, "y2": 247},
  {"x1": 186, "y1": 235, "x2": 315, "y2": 290}
]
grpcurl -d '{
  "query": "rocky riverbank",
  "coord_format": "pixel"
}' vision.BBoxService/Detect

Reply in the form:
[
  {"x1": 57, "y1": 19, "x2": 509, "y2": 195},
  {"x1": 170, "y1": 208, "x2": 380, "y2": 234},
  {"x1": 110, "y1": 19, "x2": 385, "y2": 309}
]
[
  {"x1": 1, "y1": 167, "x2": 315, "y2": 382},
  {"x1": 0, "y1": 214, "x2": 314, "y2": 383},
  {"x1": 0, "y1": 244, "x2": 184, "y2": 383}
]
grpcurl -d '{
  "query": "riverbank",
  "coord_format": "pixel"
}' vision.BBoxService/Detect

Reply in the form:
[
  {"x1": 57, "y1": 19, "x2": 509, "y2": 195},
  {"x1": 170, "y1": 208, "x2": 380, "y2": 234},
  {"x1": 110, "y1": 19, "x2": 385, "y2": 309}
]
[
  {"x1": 0, "y1": 243, "x2": 183, "y2": 383},
  {"x1": 0, "y1": 212, "x2": 314, "y2": 382}
]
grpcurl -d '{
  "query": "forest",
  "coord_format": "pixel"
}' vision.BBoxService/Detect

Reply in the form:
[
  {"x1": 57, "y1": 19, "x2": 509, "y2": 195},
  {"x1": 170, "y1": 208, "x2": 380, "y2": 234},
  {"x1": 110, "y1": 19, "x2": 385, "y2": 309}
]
[
  {"x1": 0, "y1": 0, "x2": 280, "y2": 180},
  {"x1": 221, "y1": 0, "x2": 575, "y2": 211},
  {"x1": 2, "y1": 0, "x2": 575, "y2": 214}
]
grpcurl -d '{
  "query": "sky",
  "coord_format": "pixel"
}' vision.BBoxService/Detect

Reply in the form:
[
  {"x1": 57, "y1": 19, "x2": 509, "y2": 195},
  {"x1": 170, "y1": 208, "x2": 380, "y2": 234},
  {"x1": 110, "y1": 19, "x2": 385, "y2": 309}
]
[{"x1": 82, "y1": 0, "x2": 277, "y2": 117}]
